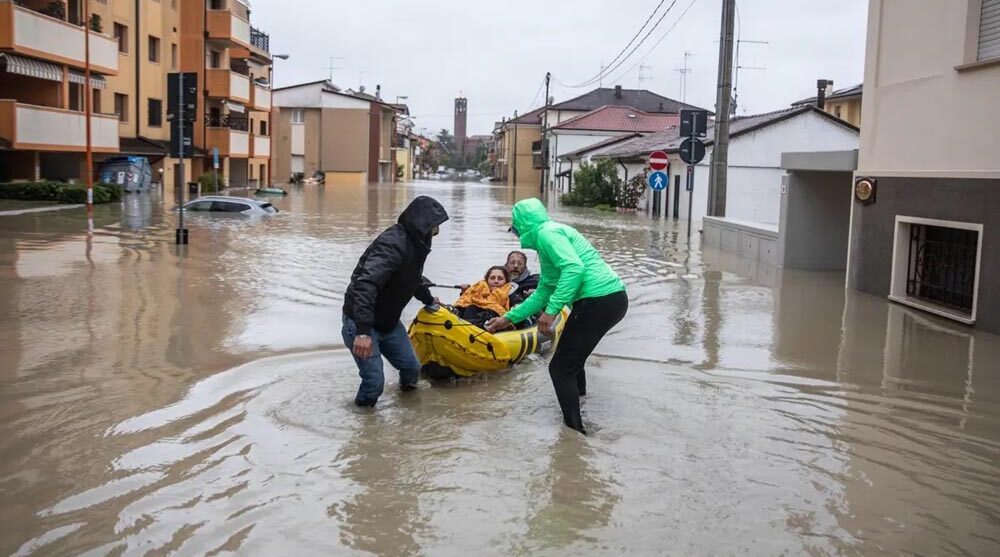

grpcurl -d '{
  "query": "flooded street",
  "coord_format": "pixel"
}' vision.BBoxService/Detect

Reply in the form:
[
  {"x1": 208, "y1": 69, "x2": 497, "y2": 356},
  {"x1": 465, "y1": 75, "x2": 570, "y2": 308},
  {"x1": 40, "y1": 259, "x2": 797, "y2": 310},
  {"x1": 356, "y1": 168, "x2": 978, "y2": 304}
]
[{"x1": 2, "y1": 181, "x2": 1000, "y2": 556}]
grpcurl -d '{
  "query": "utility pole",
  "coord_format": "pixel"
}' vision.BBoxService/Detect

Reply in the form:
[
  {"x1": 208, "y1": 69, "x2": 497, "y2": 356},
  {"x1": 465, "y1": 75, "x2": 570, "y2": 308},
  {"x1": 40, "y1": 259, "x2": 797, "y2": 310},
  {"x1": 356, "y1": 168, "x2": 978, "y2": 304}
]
[
  {"x1": 540, "y1": 72, "x2": 550, "y2": 195},
  {"x1": 512, "y1": 110, "x2": 518, "y2": 186},
  {"x1": 83, "y1": 0, "x2": 93, "y2": 231},
  {"x1": 708, "y1": 0, "x2": 736, "y2": 218}
]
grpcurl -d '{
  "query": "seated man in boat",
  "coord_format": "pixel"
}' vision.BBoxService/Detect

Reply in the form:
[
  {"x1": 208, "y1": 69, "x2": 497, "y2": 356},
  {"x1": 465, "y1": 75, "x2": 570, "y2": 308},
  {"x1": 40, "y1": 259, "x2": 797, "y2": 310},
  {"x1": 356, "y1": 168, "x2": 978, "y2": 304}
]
[
  {"x1": 505, "y1": 250, "x2": 540, "y2": 307},
  {"x1": 453, "y1": 266, "x2": 513, "y2": 328}
]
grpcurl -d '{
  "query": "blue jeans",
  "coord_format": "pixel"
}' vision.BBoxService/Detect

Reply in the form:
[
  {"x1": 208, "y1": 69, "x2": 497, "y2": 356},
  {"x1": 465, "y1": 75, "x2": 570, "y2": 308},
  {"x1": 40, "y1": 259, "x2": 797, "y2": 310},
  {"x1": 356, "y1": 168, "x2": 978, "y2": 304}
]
[{"x1": 341, "y1": 315, "x2": 421, "y2": 405}]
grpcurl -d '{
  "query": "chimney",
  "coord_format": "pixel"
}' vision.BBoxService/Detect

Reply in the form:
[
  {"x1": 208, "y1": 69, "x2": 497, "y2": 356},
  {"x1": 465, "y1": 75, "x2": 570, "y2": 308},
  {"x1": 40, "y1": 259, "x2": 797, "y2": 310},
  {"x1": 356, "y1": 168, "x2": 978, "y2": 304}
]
[
  {"x1": 658, "y1": 101, "x2": 664, "y2": 111},
  {"x1": 816, "y1": 79, "x2": 833, "y2": 109},
  {"x1": 376, "y1": 84, "x2": 381, "y2": 100},
  {"x1": 614, "y1": 85, "x2": 623, "y2": 99}
]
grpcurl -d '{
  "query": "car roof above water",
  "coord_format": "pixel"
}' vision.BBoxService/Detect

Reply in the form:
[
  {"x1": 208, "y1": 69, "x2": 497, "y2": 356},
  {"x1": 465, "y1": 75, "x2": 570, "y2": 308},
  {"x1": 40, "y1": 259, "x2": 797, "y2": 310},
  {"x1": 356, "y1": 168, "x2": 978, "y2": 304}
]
[{"x1": 192, "y1": 196, "x2": 261, "y2": 204}]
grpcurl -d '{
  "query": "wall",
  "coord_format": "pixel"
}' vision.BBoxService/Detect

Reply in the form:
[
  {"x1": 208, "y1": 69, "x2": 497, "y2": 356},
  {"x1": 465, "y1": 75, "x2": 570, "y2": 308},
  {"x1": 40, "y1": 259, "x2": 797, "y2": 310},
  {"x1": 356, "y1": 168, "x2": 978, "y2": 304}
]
[
  {"x1": 825, "y1": 97, "x2": 862, "y2": 127},
  {"x1": 779, "y1": 170, "x2": 853, "y2": 269},
  {"x1": 505, "y1": 124, "x2": 540, "y2": 187},
  {"x1": 321, "y1": 107, "x2": 368, "y2": 173},
  {"x1": 548, "y1": 131, "x2": 618, "y2": 187},
  {"x1": 859, "y1": 0, "x2": 1000, "y2": 177},
  {"x1": 848, "y1": 176, "x2": 1000, "y2": 333}
]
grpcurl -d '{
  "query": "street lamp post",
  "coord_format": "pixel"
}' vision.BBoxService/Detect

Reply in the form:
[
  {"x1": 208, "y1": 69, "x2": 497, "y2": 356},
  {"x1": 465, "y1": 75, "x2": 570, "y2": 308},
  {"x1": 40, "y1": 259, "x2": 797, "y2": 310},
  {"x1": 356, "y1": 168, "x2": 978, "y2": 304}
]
[{"x1": 269, "y1": 54, "x2": 290, "y2": 185}]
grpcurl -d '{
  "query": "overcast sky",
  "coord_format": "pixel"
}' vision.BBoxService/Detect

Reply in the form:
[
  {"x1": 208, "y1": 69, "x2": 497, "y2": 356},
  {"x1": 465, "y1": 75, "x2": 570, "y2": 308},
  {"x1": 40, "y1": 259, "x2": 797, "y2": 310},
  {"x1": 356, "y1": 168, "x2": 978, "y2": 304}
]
[{"x1": 253, "y1": 0, "x2": 868, "y2": 136}]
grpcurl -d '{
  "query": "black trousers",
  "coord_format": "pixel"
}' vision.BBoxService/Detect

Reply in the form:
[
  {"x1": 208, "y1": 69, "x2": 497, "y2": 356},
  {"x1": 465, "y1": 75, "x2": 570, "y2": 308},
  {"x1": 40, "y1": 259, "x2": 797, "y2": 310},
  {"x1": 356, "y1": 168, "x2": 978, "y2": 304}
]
[{"x1": 549, "y1": 290, "x2": 629, "y2": 434}]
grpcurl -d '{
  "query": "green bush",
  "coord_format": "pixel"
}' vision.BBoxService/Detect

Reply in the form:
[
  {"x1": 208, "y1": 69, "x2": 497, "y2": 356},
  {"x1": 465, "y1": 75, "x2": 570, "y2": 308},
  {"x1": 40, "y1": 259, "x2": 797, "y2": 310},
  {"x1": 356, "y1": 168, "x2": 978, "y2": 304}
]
[
  {"x1": 561, "y1": 159, "x2": 621, "y2": 208},
  {"x1": 0, "y1": 181, "x2": 121, "y2": 204},
  {"x1": 616, "y1": 174, "x2": 647, "y2": 210},
  {"x1": 197, "y1": 172, "x2": 224, "y2": 193}
]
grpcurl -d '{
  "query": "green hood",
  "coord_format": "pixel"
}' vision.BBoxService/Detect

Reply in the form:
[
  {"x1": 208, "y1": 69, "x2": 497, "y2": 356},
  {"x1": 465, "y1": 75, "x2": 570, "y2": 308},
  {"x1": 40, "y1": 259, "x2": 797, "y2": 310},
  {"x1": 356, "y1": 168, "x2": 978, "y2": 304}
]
[{"x1": 511, "y1": 198, "x2": 549, "y2": 249}]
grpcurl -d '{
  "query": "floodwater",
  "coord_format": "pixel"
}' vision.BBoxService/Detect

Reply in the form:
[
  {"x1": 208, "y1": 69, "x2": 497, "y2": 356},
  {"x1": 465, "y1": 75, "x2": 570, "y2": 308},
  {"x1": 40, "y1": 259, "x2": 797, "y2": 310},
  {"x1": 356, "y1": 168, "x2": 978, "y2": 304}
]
[{"x1": 2, "y1": 181, "x2": 1000, "y2": 556}]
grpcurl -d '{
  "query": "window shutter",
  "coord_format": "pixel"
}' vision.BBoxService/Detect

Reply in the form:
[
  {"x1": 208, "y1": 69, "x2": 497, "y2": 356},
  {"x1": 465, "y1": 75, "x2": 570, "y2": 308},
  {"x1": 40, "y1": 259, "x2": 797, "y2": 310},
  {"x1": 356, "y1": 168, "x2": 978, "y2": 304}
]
[{"x1": 980, "y1": 0, "x2": 1000, "y2": 61}]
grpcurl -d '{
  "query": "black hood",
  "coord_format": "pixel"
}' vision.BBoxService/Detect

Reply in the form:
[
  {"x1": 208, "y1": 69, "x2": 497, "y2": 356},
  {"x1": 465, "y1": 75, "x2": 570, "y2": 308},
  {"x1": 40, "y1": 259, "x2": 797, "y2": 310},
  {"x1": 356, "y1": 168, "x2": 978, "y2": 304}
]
[{"x1": 398, "y1": 196, "x2": 449, "y2": 248}]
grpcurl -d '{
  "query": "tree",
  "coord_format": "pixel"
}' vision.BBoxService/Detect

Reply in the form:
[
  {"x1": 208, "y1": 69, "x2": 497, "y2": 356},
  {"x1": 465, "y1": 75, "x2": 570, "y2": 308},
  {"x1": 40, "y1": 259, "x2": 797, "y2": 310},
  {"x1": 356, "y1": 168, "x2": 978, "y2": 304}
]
[
  {"x1": 436, "y1": 129, "x2": 455, "y2": 168},
  {"x1": 561, "y1": 159, "x2": 622, "y2": 208}
]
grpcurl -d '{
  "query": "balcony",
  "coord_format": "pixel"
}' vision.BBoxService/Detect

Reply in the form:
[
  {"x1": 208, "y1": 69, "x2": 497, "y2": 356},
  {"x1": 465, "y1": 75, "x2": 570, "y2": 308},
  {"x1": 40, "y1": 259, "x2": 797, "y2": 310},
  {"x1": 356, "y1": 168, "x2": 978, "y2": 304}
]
[
  {"x1": 205, "y1": 69, "x2": 251, "y2": 103},
  {"x1": 250, "y1": 83, "x2": 270, "y2": 111},
  {"x1": 206, "y1": 8, "x2": 251, "y2": 49},
  {"x1": 0, "y1": 100, "x2": 119, "y2": 152},
  {"x1": 205, "y1": 113, "x2": 249, "y2": 157},
  {"x1": 0, "y1": 1, "x2": 118, "y2": 74},
  {"x1": 251, "y1": 135, "x2": 270, "y2": 158}
]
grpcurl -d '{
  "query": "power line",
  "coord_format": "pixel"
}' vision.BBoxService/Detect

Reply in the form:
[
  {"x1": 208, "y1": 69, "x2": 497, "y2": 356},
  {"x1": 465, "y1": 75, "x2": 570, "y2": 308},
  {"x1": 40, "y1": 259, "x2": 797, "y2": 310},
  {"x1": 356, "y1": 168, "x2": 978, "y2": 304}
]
[
  {"x1": 527, "y1": 75, "x2": 546, "y2": 110},
  {"x1": 601, "y1": 0, "x2": 699, "y2": 86},
  {"x1": 562, "y1": 0, "x2": 681, "y2": 88},
  {"x1": 564, "y1": 0, "x2": 666, "y2": 88}
]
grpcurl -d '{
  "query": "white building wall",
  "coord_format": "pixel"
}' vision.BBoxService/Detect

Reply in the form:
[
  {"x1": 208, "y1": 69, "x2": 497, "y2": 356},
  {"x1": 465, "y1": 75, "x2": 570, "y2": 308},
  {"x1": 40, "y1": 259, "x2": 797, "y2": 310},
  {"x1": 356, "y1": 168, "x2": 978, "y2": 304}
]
[{"x1": 272, "y1": 83, "x2": 325, "y2": 108}]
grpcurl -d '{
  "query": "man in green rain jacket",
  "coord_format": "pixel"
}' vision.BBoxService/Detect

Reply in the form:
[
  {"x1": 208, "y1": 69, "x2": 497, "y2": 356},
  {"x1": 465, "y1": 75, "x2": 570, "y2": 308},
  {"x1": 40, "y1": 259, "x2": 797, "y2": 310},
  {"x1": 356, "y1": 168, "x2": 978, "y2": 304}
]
[{"x1": 486, "y1": 198, "x2": 628, "y2": 434}]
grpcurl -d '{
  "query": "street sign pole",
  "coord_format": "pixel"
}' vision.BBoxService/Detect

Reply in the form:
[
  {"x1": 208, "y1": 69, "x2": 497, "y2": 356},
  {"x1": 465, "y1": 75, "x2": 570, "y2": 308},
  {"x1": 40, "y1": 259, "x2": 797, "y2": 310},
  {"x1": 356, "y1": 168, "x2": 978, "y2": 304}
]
[
  {"x1": 176, "y1": 72, "x2": 187, "y2": 245},
  {"x1": 687, "y1": 165, "x2": 694, "y2": 240}
]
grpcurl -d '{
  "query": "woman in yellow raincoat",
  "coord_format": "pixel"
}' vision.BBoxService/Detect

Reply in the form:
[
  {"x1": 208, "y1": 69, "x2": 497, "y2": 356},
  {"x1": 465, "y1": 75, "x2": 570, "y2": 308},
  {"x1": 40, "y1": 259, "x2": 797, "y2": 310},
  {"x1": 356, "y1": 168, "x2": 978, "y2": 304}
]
[{"x1": 453, "y1": 266, "x2": 512, "y2": 327}]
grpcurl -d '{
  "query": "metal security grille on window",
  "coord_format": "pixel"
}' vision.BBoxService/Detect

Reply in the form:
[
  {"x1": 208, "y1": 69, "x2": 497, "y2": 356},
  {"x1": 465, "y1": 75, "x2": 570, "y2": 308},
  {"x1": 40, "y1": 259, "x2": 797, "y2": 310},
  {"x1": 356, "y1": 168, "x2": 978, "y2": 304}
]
[
  {"x1": 980, "y1": 0, "x2": 1000, "y2": 61},
  {"x1": 906, "y1": 224, "x2": 978, "y2": 314}
]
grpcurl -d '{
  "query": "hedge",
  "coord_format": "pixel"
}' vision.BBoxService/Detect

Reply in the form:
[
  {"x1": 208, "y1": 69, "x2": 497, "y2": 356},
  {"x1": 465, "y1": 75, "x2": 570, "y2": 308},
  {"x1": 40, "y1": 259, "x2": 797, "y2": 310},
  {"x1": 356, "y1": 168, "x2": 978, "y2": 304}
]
[{"x1": 0, "y1": 181, "x2": 122, "y2": 205}]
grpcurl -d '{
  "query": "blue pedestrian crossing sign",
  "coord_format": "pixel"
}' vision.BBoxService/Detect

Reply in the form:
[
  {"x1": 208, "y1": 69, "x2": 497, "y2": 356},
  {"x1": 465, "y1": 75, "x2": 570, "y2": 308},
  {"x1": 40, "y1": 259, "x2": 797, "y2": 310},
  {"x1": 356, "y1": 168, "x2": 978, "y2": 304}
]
[{"x1": 648, "y1": 171, "x2": 668, "y2": 191}]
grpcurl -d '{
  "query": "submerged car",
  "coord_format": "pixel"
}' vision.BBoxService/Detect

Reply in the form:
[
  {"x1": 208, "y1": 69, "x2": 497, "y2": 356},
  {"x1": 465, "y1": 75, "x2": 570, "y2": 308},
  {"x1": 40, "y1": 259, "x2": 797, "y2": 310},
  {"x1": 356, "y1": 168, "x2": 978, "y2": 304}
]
[{"x1": 181, "y1": 196, "x2": 278, "y2": 216}]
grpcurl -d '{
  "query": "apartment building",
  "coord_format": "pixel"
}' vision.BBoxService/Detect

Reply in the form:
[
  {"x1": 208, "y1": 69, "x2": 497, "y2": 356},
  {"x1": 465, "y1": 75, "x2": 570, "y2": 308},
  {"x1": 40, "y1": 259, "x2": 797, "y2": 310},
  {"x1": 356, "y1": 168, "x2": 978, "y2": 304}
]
[
  {"x1": 180, "y1": 0, "x2": 272, "y2": 189},
  {"x1": 0, "y1": 0, "x2": 119, "y2": 181},
  {"x1": 272, "y1": 80, "x2": 398, "y2": 186},
  {"x1": 0, "y1": 0, "x2": 272, "y2": 189}
]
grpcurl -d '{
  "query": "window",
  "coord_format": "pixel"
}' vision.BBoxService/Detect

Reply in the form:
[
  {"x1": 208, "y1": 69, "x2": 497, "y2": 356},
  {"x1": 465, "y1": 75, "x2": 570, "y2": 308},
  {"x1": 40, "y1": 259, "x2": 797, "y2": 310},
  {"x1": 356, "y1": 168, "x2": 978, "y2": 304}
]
[
  {"x1": 210, "y1": 0, "x2": 224, "y2": 10},
  {"x1": 114, "y1": 93, "x2": 128, "y2": 122},
  {"x1": 979, "y1": 0, "x2": 1000, "y2": 61},
  {"x1": 68, "y1": 83, "x2": 83, "y2": 111},
  {"x1": 171, "y1": 44, "x2": 178, "y2": 70},
  {"x1": 211, "y1": 201, "x2": 250, "y2": 213},
  {"x1": 148, "y1": 36, "x2": 160, "y2": 63},
  {"x1": 889, "y1": 216, "x2": 984, "y2": 324},
  {"x1": 834, "y1": 105, "x2": 842, "y2": 118},
  {"x1": 210, "y1": 51, "x2": 221, "y2": 69},
  {"x1": 148, "y1": 98, "x2": 162, "y2": 127},
  {"x1": 290, "y1": 108, "x2": 305, "y2": 124},
  {"x1": 260, "y1": 164, "x2": 266, "y2": 181},
  {"x1": 185, "y1": 200, "x2": 214, "y2": 211},
  {"x1": 92, "y1": 89, "x2": 102, "y2": 113},
  {"x1": 259, "y1": 120, "x2": 267, "y2": 135},
  {"x1": 114, "y1": 23, "x2": 128, "y2": 53}
]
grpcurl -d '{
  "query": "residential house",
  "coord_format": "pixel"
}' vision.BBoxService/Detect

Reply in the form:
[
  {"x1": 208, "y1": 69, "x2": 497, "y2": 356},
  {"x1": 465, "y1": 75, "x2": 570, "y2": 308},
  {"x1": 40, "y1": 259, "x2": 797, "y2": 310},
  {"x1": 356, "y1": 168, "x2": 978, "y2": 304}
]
[
  {"x1": 596, "y1": 105, "x2": 859, "y2": 226},
  {"x1": 271, "y1": 80, "x2": 398, "y2": 185},
  {"x1": 540, "y1": 85, "x2": 708, "y2": 189},
  {"x1": 792, "y1": 81, "x2": 863, "y2": 127},
  {"x1": 0, "y1": 0, "x2": 120, "y2": 181},
  {"x1": 391, "y1": 103, "x2": 414, "y2": 181},
  {"x1": 493, "y1": 106, "x2": 544, "y2": 187},
  {"x1": 547, "y1": 106, "x2": 678, "y2": 190},
  {"x1": 848, "y1": 0, "x2": 1000, "y2": 333},
  {"x1": 180, "y1": 0, "x2": 273, "y2": 189}
]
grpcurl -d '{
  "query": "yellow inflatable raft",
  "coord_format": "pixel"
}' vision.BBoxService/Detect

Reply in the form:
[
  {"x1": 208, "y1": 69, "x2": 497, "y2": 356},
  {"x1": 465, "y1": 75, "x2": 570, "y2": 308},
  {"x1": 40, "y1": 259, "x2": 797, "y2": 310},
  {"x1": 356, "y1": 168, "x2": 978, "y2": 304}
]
[{"x1": 408, "y1": 305, "x2": 570, "y2": 378}]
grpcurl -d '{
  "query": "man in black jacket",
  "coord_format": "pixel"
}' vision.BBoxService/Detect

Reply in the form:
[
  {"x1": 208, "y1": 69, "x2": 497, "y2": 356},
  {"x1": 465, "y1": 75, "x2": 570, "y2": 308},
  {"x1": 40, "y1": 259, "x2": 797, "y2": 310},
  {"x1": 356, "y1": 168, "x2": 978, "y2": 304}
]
[
  {"x1": 506, "y1": 250, "x2": 539, "y2": 307},
  {"x1": 342, "y1": 196, "x2": 449, "y2": 407}
]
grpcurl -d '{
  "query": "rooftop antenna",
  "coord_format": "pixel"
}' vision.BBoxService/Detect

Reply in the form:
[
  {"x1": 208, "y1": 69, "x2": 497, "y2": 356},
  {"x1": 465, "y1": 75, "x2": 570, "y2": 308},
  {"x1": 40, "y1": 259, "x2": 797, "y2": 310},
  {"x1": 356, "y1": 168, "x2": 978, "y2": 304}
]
[
  {"x1": 732, "y1": 39, "x2": 767, "y2": 115},
  {"x1": 674, "y1": 51, "x2": 694, "y2": 102},
  {"x1": 598, "y1": 59, "x2": 606, "y2": 87},
  {"x1": 638, "y1": 64, "x2": 653, "y2": 89},
  {"x1": 326, "y1": 56, "x2": 344, "y2": 82}
]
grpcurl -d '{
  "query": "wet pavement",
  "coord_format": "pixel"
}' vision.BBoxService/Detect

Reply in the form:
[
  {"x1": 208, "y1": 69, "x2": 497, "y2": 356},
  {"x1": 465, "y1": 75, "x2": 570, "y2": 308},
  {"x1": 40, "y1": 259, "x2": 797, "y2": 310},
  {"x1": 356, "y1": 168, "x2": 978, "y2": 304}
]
[{"x1": 2, "y1": 181, "x2": 1000, "y2": 556}]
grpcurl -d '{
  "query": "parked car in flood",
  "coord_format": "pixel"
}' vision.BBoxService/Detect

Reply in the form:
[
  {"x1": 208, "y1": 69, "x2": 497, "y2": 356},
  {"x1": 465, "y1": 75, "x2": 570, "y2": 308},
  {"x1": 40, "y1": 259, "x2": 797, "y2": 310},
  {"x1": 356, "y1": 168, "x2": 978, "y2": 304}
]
[{"x1": 181, "y1": 196, "x2": 278, "y2": 216}]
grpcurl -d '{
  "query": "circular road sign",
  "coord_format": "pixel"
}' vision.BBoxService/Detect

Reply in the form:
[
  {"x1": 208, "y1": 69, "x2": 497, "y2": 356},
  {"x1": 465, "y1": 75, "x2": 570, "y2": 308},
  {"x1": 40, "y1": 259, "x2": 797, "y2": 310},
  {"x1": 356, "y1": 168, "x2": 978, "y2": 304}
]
[
  {"x1": 679, "y1": 137, "x2": 706, "y2": 165},
  {"x1": 648, "y1": 171, "x2": 669, "y2": 191},
  {"x1": 649, "y1": 151, "x2": 669, "y2": 171}
]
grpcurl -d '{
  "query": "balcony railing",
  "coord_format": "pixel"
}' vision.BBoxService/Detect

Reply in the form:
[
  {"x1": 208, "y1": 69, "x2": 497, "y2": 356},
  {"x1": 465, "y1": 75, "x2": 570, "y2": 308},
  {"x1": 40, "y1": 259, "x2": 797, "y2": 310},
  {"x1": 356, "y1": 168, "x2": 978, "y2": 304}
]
[
  {"x1": 205, "y1": 113, "x2": 249, "y2": 132},
  {"x1": 0, "y1": 100, "x2": 119, "y2": 152},
  {"x1": 250, "y1": 27, "x2": 269, "y2": 53}
]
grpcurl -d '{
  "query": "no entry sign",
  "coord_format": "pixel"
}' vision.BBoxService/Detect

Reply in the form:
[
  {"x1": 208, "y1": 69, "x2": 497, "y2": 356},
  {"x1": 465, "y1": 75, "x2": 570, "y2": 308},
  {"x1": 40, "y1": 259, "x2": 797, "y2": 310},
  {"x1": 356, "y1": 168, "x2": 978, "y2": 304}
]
[{"x1": 648, "y1": 151, "x2": 669, "y2": 171}]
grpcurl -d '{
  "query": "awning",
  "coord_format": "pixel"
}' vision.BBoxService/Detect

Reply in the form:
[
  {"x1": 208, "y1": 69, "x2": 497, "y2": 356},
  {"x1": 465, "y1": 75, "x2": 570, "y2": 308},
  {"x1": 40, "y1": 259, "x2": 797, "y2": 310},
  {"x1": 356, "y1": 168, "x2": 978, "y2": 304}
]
[
  {"x1": 68, "y1": 70, "x2": 107, "y2": 90},
  {"x1": 225, "y1": 101, "x2": 246, "y2": 113},
  {"x1": 0, "y1": 53, "x2": 63, "y2": 83}
]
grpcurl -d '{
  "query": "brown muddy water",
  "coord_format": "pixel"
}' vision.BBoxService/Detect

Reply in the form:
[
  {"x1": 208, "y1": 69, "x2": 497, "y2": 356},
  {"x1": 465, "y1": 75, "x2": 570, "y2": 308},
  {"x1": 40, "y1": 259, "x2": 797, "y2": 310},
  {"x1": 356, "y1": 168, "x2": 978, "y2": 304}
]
[{"x1": 1, "y1": 181, "x2": 1000, "y2": 556}]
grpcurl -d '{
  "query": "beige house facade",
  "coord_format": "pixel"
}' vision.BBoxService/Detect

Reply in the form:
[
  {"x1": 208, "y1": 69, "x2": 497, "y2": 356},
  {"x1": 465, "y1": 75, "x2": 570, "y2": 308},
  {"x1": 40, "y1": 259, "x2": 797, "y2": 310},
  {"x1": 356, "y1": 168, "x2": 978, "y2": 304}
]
[{"x1": 849, "y1": 0, "x2": 1000, "y2": 332}]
